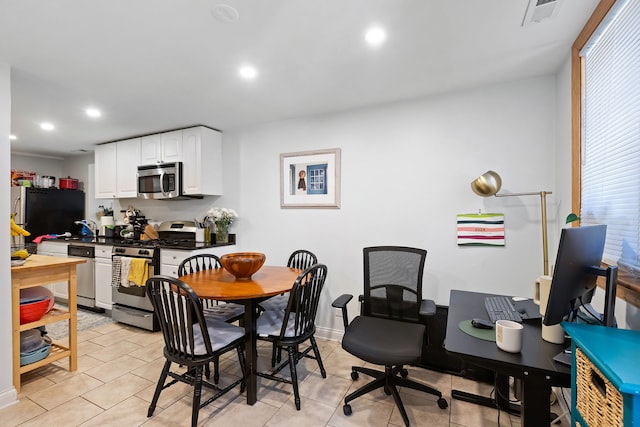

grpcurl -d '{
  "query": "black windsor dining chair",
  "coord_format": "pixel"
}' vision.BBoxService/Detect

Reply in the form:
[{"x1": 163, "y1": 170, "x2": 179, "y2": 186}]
[{"x1": 145, "y1": 275, "x2": 246, "y2": 427}]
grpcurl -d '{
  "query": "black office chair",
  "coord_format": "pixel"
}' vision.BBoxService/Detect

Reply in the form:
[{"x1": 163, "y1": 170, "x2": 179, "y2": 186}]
[
  {"x1": 145, "y1": 275, "x2": 246, "y2": 427},
  {"x1": 258, "y1": 249, "x2": 318, "y2": 366},
  {"x1": 256, "y1": 263, "x2": 328, "y2": 410},
  {"x1": 332, "y1": 246, "x2": 447, "y2": 427}
]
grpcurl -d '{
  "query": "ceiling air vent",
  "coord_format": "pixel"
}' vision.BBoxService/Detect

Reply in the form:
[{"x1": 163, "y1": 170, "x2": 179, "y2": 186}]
[{"x1": 522, "y1": 0, "x2": 563, "y2": 26}]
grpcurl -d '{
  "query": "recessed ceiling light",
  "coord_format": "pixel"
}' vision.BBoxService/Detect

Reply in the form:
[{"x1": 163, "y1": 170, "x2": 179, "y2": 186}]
[
  {"x1": 365, "y1": 27, "x2": 386, "y2": 46},
  {"x1": 239, "y1": 66, "x2": 258, "y2": 79},
  {"x1": 86, "y1": 108, "x2": 102, "y2": 118},
  {"x1": 9, "y1": 134, "x2": 17, "y2": 140},
  {"x1": 40, "y1": 122, "x2": 55, "y2": 131}
]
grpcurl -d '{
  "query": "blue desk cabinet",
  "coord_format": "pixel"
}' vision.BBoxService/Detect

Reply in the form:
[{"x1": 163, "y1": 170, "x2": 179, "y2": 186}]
[{"x1": 563, "y1": 323, "x2": 640, "y2": 427}]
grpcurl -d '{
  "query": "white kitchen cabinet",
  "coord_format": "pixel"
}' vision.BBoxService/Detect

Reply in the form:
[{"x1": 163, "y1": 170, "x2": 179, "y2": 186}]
[
  {"x1": 160, "y1": 246, "x2": 235, "y2": 277},
  {"x1": 94, "y1": 138, "x2": 140, "y2": 198},
  {"x1": 182, "y1": 126, "x2": 222, "y2": 196},
  {"x1": 38, "y1": 241, "x2": 70, "y2": 301},
  {"x1": 115, "y1": 138, "x2": 140, "y2": 197},
  {"x1": 140, "y1": 130, "x2": 182, "y2": 165},
  {"x1": 94, "y1": 245, "x2": 113, "y2": 310},
  {"x1": 96, "y1": 126, "x2": 221, "y2": 198},
  {"x1": 139, "y1": 134, "x2": 161, "y2": 165},
  {"x1": 94, "y1": 143, "x2": 117, "y2": 199}
]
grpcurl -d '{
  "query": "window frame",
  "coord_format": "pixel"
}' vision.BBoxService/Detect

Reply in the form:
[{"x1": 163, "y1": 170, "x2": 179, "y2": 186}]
[{"x1": 571, "y1": 0, "x2": 640, "y2": 307}]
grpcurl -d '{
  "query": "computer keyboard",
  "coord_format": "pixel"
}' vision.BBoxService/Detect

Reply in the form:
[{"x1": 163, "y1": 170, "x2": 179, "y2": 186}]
[{"x1": 484, "y1": 296, "x2": 523, "y2": 323}]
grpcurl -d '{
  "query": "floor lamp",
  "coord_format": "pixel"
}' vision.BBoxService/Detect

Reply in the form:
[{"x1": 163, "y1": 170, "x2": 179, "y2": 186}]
[{"x1": 470, "y1": 170, "x2": 552, "y2": 276}]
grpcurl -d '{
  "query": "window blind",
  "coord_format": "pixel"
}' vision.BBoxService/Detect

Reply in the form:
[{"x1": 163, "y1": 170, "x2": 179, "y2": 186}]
[{"x1": 580, "y1": 0, "x2": 640, "y2": 274}]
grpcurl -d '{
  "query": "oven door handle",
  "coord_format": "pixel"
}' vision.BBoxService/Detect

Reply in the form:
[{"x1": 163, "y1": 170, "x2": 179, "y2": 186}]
[
  {"x1": 112, "y1": 255, "x2": 154, "y2": 264},
  {"x1": 159, "y1": 171, "x2": 168, "y2": 195}
]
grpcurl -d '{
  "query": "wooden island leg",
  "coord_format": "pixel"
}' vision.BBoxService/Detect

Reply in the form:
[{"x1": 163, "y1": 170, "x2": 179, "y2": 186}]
[
  {"x1": 12, "y1": 277, "x2": 22, "y2": 392},
  {"x1": 67, "y1": 265, "x2": 78, "y2": 371}
]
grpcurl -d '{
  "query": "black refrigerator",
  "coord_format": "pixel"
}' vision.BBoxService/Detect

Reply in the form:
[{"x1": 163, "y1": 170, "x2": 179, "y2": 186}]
[{"x1": 11, "y1": 186, "x2": 85, "y2": 243}]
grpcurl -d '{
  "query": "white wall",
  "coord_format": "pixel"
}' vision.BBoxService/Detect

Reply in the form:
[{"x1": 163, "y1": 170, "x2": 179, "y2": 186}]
[
  {"x1": 226, "y1": 76, "x2": 560, "y2": 332},
  {"x1": 10, "y1": 153, "x2": 64, "y2": 179},
  {"x1": 1, "y1": 63, "x2": 17, "y2": 407}
]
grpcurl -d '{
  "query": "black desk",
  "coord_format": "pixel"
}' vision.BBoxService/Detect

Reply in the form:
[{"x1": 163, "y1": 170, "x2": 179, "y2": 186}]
[{"x1": 444, "y1": 290, "x2": 571, "y2": 427}]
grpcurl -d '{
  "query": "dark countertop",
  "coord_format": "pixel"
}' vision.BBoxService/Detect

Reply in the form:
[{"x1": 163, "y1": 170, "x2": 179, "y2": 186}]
[{"x1": 50, "y1": 236, "x2": 235, "y2": 250}]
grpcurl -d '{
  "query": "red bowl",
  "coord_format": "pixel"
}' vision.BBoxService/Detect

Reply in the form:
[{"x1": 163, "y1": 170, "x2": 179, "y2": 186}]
[
  {"x1": 20, "y1": 297, "x2": 50, "y2": 324},
  {"x1": 220, "y1": 252, "x2": 266, "y2": 280}
]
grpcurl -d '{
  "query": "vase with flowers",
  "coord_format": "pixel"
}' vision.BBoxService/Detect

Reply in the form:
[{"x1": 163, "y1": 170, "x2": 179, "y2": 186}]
[{"x1": 204, "y1": 207, "x2": 238, "y2": 244}]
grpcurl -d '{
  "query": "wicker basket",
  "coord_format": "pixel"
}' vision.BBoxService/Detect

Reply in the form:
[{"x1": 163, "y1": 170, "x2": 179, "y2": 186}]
[{"x1": 576, "y1": 347, "x2": 624, "y2": 427}]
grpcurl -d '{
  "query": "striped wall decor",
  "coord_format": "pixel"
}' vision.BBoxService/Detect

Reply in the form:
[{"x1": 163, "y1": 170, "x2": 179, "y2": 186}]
[{"x1": 457, "y1": 213, "x2": 505, "y2": 246}]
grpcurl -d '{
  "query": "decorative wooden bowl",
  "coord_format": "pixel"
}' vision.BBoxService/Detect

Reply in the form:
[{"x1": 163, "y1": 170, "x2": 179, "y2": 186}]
[{"x1": 220, "y1": 252, "x2": 266, "y2": 280}]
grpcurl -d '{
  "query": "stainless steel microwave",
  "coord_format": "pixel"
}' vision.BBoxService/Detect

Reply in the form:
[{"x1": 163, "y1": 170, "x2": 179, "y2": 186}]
[{"x1": 137, "y1": 162, "x2": 183, "y2": 200}]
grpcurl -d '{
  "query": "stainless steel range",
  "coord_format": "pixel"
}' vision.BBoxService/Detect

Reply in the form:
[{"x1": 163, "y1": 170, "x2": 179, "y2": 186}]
[
  {"x1": 110, "y1": 220, "x2": 201, "y2": 331},
  {"x1": 111, "y1": 244, "x2": 160, "y2": 331}
]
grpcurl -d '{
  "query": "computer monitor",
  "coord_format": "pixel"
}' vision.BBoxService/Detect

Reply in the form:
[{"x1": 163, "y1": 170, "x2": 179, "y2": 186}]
[{"x1": 543, "y1": 224, "x2": 618, "y2": 327}]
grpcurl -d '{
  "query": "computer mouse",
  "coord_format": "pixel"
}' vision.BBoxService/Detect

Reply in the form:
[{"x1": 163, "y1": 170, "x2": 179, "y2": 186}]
[{"x1": 471, "y1": 318, "x2": 494, "y2": 329}]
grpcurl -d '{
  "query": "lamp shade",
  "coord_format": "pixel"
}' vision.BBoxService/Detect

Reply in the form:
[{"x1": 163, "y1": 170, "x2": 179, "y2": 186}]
[{"x1": 471, "y1": 170, "x2": 502, "y2": 197}]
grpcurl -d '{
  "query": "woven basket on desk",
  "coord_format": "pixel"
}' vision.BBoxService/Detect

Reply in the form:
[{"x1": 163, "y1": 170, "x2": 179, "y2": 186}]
[{"x1": 576, "y1": 347, "x2": 624, "y2": 427}]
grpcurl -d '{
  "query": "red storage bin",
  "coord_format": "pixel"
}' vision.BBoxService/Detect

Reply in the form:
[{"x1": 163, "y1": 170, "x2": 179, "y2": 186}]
[{"x1": 20, "y1": 297, "x2": 50, "y2": 324}]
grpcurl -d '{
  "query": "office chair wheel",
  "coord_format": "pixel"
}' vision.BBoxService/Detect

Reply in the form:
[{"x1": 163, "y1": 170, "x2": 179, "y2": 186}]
[
  {"x1": 343, "y1": 404, "x2": 352, "y2": 416},
  {"x1": 437, "y1": 397, "x2": 448, "y2": 409},
  {"x1": 350, "y1": 371, "x2": 359, "y2": 380},
  {"x1": 384, "y1": 386, "x2": 391, "y2": 395},
  {"x1": 400, "y1": 368, "x2": 408, "y2": 378}
]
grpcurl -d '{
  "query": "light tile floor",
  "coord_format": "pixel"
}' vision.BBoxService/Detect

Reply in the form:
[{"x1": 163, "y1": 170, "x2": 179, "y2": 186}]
[{"x1": 3, "y1": 321, "x2": 567, "y2": 426}]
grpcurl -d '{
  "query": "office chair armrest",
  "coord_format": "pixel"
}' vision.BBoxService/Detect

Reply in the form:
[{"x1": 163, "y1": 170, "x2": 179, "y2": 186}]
[
  {"x1": 332, "y1": 294, "x2": 353, "y2": 329},
  {"x1": 332, "y1": 294, "x2": 353, "y2": 309},
  {"x1": 420, "y1": 299, "x2": 436, "y2": 316}
]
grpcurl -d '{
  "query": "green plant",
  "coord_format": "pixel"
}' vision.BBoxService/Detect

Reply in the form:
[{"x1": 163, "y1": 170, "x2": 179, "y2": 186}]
[
  {"x1": 97, "y1": 205, "x2": 114, "y2": 219},
  {"x1": 565, "y1": 213, "x2": 580, "y2": 224}
]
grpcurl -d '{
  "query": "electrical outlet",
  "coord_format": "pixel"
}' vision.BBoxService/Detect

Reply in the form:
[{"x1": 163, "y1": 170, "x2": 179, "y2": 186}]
[{"x1": 334, "y1": 307, "x2": 343, "y2": 317}]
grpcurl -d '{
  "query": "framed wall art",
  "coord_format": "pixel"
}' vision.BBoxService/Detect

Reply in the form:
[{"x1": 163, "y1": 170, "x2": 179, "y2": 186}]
[
  {"x1": 280, "y1": 148, "x2": 341, "y2": 208},
  {"x1": 456, "y1": 213, "x2": 505, "y2": 246}
]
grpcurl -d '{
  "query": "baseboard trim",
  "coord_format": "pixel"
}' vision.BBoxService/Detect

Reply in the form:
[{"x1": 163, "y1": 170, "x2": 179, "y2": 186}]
[
  {"x1": 314, "y1": 325, "x2": 343, "y2": 343},
  {"x1": 0, "y1": 386, "x2": 18, "y2": 411}
]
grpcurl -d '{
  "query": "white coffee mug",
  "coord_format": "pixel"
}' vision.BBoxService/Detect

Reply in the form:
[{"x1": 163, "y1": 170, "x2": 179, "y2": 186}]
[{"x1": 495, "y1": 320, "x2": 524, "y2": 353}]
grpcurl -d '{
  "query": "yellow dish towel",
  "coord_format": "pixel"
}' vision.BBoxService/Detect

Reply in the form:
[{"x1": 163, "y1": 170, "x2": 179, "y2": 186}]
[{"x1": 128, "y1": 258, "x2": 149, "y2": 287}]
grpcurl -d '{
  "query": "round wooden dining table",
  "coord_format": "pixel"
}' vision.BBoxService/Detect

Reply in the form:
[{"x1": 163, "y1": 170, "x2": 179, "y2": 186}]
[{"x1": 179, "y1": 265, "x2": 301, "y2": 405}]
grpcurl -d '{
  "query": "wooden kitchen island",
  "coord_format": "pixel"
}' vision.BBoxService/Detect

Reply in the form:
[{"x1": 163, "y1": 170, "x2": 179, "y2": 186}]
[{"x1": 11, "y1": 254, "x2": 85, "y2": 392}]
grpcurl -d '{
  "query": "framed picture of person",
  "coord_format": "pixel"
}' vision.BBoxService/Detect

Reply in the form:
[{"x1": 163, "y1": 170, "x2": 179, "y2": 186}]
[{"x1": 280, "y1": 148, "x2": 341, "y2": 208}]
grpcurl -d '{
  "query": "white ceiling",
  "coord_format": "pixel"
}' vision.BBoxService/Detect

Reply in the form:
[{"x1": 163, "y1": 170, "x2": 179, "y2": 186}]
[{"x1": 1, "y1": 0, "x2": 599, "y2": 157}]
